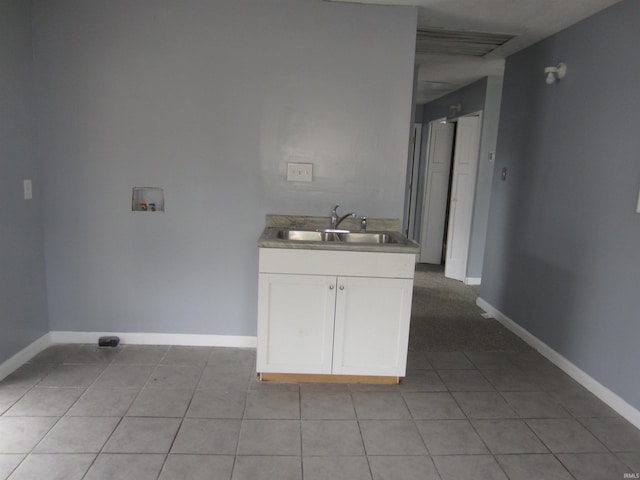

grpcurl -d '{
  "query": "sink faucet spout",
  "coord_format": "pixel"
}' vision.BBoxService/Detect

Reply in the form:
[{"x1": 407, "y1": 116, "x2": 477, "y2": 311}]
[
  {"x1": 336, "y1": 212, "x2": 356, "y2": 229},
  {"x1": 329, "y1": 205, "x2": 357, "y2": 230}
]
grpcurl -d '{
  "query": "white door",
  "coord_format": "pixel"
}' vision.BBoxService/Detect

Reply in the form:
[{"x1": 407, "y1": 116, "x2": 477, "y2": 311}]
[
  {"x1": 257, "y1": 273, "x2": 336, "y2": 374},
  {"x1": 332, "y1": 276, "x2": 413, "y2": 376},
  {"x1": 419, "y1": 121, "x2": 455, "y2": 263},
  {"x1": 444, "y1": 116, "x2": 482, "y2": 281}
]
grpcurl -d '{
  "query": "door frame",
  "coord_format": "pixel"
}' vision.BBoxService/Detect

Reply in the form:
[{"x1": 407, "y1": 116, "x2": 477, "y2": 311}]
[{"x1": 412, "y1": 111, "x2": 483, "y2": 284}]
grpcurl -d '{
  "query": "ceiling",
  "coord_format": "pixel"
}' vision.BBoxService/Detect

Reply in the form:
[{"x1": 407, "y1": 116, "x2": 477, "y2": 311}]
[{"x1": 329, "y1": 0, "x2": 623, "y2": 103}]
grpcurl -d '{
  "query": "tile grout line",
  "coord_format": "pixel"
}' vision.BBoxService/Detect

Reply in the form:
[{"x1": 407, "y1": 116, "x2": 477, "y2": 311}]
[
  {"x1": 446, "y1": 358, "x2": 564, "y2": 479},
  {"x1": 153, "y1": 346, "x2": 212, "y2": 479},
  {"x1": 73, "y1": 350, "x2": 121, "y2": 480},
  {"x1": 88, "y1": 345, "x2": 152, "y2": 478},
  {"x1": 298, "y1": 385, "x2": 303, "y2": 480},
  {"x1": 16, "y1": 359, "x2": 110, "y2": 478},
  {"x1": 400, "y1": 378, "x2": 442, "y2": 479},
  {"x1": 449, "y1": 385, "x2": 500, "y2": 475},
  {"x1": 0, "y1": 362, "x2": 44, "y2": 478},
  {"x1": 33, "y1": 344, "x2": 122, "y2": 478},
  {"x1": 229, "y1": 364, "x2": 253, "y2": 480},
  {"x1": 351, "y1": 388, "x2": 373, "y2": 480},
  {"x1": 488, "y1": 362, "x2": 623, "y2": 478},
  {"x1": 490, "y1": 358, "x2": 635, "y2": 477}
]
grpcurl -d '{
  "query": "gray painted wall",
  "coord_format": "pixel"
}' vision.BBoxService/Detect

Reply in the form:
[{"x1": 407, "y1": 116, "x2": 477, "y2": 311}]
[
  {"x1": 467, "y1": 75, "x2": 503, "y2": 279},
  {"x1": 33, "y1": 0, "x2": 417, "y2": 336},
  {"x1": 414, "y1": 104, "x2": 424, "y2": 124},
  {"x1": 481, "y1": 0, "x2": 640, "y2": 409},
  {"x1": 415, "y1": 76, "x2": 503, "y2": 279},
  {"x1": 0, "y1": 0, "x2": 49, "y2": 362}
]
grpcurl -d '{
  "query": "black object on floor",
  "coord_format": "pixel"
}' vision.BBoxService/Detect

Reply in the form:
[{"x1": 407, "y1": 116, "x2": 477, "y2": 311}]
[{"x1": 98, "y1": 336, "x2": 120, "y2": 347}]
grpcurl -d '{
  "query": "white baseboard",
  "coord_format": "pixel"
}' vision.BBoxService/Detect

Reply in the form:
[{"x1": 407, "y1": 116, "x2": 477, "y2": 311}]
[
  {"x1": 464, "y1": 277, "x2": 481, "y2": 286},
  {"x1": 0, "y1": 333, "x2": 52, "y2": 381},
  {"x1": 477, "y1": 297, "x2": 640, "y2": 430},
  {"x1": 0, "y1": 331, "x2": 257, "y2": 382},
  {"x1": 48, "y1": 331, "x2": 258, "y2": 349}
]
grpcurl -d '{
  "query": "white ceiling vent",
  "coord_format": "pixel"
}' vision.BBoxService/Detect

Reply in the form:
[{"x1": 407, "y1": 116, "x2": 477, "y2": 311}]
[{"x1": 416, "y1": 28, "x2": 515, "y2": 56}]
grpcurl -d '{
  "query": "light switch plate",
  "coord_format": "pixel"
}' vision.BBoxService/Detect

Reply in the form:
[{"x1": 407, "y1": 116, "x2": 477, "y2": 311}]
[
  {"x1": 287, "y1": 162, "x2": 313, "y2": 182},
  {"x1": 636, "y1": 186, "x2": 640, "y2": 214},
  {"x1": 23, "y1": 179, "x2": 32, "y2": 200}
]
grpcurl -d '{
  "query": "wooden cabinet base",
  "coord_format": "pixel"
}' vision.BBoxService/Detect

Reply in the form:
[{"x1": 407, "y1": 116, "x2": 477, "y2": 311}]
[{"x1": 259, "y1": 372, "x2": 400, "y2": 384}]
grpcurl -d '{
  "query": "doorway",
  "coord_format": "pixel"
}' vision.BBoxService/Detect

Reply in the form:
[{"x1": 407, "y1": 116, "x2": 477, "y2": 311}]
[
  {"x1": 405, "y1": 123, "x2": 423, "y2": 239},
  {"x1": 416, "y1": 113, "x2": 482, "y2": 283}
]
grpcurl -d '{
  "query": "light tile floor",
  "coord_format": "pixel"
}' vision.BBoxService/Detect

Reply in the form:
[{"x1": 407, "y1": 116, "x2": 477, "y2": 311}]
[{"x1": 0, "y1": 344, "x2": 639, "y2": 479}]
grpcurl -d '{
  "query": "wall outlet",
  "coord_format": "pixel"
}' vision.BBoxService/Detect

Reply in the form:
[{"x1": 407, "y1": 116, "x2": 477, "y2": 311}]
[{"x1": 287, "y1": 162, "x2": 313, "y2": 182}]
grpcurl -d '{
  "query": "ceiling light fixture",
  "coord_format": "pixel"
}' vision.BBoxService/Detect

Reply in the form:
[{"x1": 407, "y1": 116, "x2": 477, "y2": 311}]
[{"x1": 544, "y1": 63, "x2": 567, "y2": 85}]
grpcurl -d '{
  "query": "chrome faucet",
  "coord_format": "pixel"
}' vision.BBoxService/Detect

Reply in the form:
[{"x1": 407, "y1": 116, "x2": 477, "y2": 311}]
[{"x1": 329, "y1": 204, "x2": 356, "y2": 230}]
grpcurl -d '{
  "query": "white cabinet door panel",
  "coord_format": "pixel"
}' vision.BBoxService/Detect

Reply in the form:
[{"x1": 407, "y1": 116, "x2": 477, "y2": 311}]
[
  {"x1": 332, "y1": 276, "x2": 412, "y2": 376},
  {"x1": 257, "y1": 273, "x2": 336, "y2": 374}
]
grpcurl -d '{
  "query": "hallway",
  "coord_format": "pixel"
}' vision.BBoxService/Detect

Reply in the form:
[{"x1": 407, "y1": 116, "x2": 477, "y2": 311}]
[{"x1": 409, "y1": 264, "x2": 532, "y2": 352}]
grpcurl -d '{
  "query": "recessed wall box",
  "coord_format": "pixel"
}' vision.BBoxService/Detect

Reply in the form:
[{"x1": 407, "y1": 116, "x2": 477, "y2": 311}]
[{"x1": 132, "y1": 187, "x2": 164, "y2": 212}]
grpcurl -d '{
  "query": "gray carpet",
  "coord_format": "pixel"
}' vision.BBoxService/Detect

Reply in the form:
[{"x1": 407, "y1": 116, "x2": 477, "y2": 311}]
[{"x1": 409, "y1": 263, "x2": 533, "y2": 352}]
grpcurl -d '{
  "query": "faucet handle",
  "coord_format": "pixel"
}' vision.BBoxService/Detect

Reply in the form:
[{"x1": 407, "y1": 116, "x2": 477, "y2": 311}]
[
  {"x1": 331, "y1": 204, "x2": 340, "y2": 215},
  {"x1": 360, "y1": 216, "x2": 367, "y2": 232}
]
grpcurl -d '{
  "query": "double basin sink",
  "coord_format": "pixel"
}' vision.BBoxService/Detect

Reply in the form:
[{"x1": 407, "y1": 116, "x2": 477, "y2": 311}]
[
  {"x1": 277, "y1": 229, "x2": 397, "y2": 244},
  {"x1": 258, "y1": 214, "x2": 420, "y2": 253}
]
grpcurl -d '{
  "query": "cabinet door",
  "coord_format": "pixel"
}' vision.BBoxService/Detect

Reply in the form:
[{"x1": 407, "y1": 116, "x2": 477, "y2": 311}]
[
  {"x1": 332, "y1": 276, "x2": 413, "y2": 376},
  {"x1": 257, "y1": 273, "x2": 337, "y2": 374}
]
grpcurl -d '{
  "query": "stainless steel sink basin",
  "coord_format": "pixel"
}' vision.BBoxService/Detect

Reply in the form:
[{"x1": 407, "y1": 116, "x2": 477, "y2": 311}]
[
  {"x1": 337, "y1": 232, "x2": 397, "y2": 244},
  {"x1": 276, "y1": 229, "x2": 397, "y2": 244},
  {"x1": 277, "y1": 230, "x2": 337, "y2": 242}
]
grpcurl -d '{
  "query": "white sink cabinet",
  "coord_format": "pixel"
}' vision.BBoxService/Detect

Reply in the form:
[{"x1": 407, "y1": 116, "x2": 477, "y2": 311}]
[{"x1": 257, "y1": 248, "x2": 416, "y2": 380}]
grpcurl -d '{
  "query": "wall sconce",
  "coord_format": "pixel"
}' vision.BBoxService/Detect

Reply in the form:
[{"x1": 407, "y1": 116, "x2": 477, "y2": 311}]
[{"x1": 544, "y1": 63, "x2": 567, "y2": 85}]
